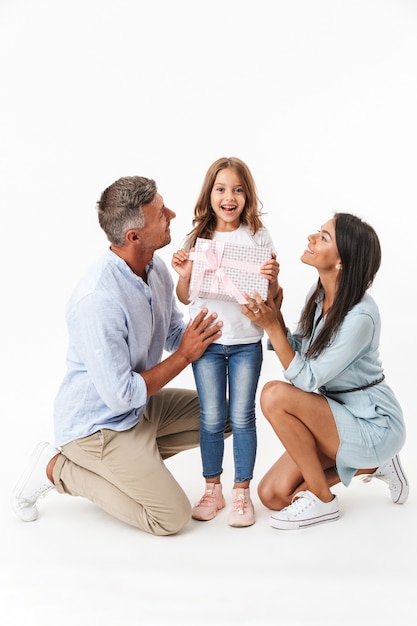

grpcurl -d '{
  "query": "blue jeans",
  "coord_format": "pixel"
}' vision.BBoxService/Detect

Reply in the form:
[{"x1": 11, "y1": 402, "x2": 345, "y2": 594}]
[{"x1": 192, "y1": 341, "x2": 263, "y2": 483}]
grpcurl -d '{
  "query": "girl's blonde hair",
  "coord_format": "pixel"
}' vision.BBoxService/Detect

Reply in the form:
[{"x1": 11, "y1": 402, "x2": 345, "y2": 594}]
[{"x1": 184, "y1": 157, "x2": 264, "y2": 248}]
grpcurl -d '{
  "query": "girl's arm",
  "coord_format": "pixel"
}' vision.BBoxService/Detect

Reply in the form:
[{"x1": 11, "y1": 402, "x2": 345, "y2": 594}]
[{"x1": 171, "y1": 248, "x2": 193, "y2": 304}]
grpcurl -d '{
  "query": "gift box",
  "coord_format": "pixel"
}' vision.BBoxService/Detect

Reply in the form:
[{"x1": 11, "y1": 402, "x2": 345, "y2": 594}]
[{"x1": 188, "y1": 237, "x2": 272, "y2": 304}]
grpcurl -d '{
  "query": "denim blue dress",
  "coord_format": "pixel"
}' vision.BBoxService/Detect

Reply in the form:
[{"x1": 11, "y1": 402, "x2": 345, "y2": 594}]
[{"x1": 284, "y1": 289, "x2": 406, "y2": 486}]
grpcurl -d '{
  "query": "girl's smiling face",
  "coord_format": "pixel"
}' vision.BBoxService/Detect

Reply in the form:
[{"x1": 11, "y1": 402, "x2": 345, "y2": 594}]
[{"x1": 210, "y1": 167, "x2": 246, "y2": 232}]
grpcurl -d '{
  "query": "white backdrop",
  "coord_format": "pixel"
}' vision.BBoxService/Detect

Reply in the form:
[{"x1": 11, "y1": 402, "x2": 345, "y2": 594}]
[
  {"x1": 1, "y1": 1, "x2": 416, "y2": 624},
  {"x1": 2, "y1": 0, "x2": 416, "y2": 440}
]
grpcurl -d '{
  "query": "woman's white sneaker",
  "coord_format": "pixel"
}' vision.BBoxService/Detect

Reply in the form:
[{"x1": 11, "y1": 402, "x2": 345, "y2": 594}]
[
  {"x1": 270, "y1": 490, "x2": 339, "y2": 530},
  {"x1": 361, "y1": 454, "x2": 409, "y2": 504}
]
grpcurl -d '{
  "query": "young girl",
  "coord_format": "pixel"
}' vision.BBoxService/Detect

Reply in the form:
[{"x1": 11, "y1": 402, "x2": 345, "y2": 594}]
[
  {"x1": 242, "y1": 212, "x2": 408, "y2": 529},
  {"x1": 171, "y1": 157, "x2": 279, "y2": 527}
]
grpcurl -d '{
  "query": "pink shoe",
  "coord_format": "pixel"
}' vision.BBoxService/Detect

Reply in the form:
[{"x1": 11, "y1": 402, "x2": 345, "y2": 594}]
[
  {"x1": 192, "y1": 483, "x2": 225, "y2": 521},
  {"x1": 228, "y1": 488, "x2": 255, "y2": 527}
]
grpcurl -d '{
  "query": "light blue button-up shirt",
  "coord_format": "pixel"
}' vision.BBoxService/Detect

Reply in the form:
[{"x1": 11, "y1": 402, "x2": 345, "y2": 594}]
[
  {"x1": 53, "y1": 249, "x2": 185, "y2": 446},
  {"x1": 285, "y1": 289, "x2": 385, "y2": 393}
]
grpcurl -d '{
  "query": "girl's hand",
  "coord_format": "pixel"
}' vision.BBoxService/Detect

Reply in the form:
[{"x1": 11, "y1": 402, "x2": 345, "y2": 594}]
[
  {"x1": 260, "y1": 252, "x2": 279, "y2": 283},
  {"x1": 171, "y1": 248, "x2": 193, "y2": 279}
]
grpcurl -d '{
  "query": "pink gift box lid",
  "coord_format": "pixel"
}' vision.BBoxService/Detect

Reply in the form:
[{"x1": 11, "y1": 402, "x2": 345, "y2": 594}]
[{"x1": 189, "y1": 237, "x2": 272, "y2": 304}]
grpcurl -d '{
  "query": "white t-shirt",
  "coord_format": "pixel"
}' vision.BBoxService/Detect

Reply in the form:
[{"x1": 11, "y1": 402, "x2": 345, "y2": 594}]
[{"x1": 188, "y1": 224, "x2": 276, "y2": 345}]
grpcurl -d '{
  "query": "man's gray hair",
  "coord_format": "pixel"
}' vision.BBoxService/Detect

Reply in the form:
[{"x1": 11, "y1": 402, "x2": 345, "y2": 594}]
[{"x1": 97, "y1": 176, "x2": 157, "y2": 246}]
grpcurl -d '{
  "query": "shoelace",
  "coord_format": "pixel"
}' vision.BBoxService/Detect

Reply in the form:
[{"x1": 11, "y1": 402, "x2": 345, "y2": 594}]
[
  {"x1": 232, "y1": 494, "x2": 247, "y2": 515},
  {"x1": 16, "y1": 483, "x2": 54, "y2": 506},
  {"x1": 18, "y1": 482, "x2": 54, "y2": 505},
  {"x1": 197, "y1": 489, "x2": 216, "y2": 507},
  {"x1": 361, "y1": 473, "x2": 377, "y2": 485},
  {"x1": 285, "y1": 491, "x2": 314, "y2": 516},
  {"x1": 361, "y1": 470, "x2": 397, "y2": 492}
]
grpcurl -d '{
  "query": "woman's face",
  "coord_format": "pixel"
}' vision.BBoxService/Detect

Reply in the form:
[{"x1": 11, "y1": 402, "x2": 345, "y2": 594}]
[{"x1": 301, "y1": 218, "x2": 341, "y2": 272}]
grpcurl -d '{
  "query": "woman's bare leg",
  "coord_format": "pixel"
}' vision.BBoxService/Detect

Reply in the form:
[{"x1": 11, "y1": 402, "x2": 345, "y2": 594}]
[
  {"x1": 258, "y1": 450, "x2": 341, "y2": 510},
  {"x1": 258, "y1": 380, "x2": 340, "y2": 506},
  {"x1": 258, "y1": 380, "x2": 377, "y2": 510}
]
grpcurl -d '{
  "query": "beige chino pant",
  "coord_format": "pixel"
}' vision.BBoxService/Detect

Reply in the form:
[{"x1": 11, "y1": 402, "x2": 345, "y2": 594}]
[{"x1": 52, "y1": 388, "x2": 209, "y2": 535}]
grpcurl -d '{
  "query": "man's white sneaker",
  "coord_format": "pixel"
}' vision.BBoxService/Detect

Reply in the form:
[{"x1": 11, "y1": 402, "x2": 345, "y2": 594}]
[
  {"x1": 270, "y1": 490, "x2": 339, "y2": 530},
  {"x1": 11, "y1": 442, "x2": 59, "y2": 522},
  {"x1": 361, "y1": 454, "x2": 409, "y2": 504}
]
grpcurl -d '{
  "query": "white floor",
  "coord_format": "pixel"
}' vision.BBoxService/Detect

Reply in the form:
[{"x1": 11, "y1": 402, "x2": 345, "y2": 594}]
[{"x1": 2, "y1": 350, "x2": 415, "y2": 626}]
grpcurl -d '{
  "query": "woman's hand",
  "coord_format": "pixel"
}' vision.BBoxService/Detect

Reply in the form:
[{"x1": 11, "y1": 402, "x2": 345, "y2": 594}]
[
  {"x1": 241, "y1": 290, "x2": 280, "y2": 332},
  {"x1": 243, "y1": 289, "x2": 294, "y2": 367}
]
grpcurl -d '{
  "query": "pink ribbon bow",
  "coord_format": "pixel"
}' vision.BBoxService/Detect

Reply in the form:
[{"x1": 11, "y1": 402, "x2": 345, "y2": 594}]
[{"x1": 189, "y1": 241, "x2": 261, "y2": 304}]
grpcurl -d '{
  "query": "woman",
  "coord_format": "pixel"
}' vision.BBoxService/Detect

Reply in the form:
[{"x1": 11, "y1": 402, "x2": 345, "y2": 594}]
[{"x1": 243, "y1": 212, "x2": 408, "y2": 530}]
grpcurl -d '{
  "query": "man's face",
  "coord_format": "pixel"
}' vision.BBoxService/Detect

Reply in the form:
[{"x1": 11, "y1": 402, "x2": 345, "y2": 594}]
[{"x1": 139, "y1": 193, "x2": 176, "y2": 252}]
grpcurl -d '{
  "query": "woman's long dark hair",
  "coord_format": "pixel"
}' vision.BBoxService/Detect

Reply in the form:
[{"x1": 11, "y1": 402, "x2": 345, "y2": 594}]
[{"x1": 299, "y1": 212, "x2": 381, "y2": 358}]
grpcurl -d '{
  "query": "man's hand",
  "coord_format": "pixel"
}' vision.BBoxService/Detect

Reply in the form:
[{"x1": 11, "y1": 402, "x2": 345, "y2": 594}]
[
  {"x1": 178, "y1": 308, "x2": 222, "y2": 363},
  {"x1": 140, "y1": 308, "x2": 222, "y2": 398}
]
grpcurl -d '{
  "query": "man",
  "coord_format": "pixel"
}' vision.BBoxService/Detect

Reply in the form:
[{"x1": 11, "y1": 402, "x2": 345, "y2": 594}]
[{"x1": 12, "y1": 176, "x2": 226, "y2": 535}]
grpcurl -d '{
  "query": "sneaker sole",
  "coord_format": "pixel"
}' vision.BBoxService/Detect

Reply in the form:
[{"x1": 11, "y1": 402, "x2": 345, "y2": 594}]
[
  {"x1": 270, "y1": 511, "x2": 340, "y2": 530},
  {"x1": 11, "y1": 442, "x2": 53, "y2": 521},
  {"x1": 391, "y1": 455, "x2": 409, "y2": 504},
  {"x1": 192, "y1": 498, "x2": 226, "y2": 521},
  {"x1": 228, "y1": 517, "x2": 256, "y2": 528}
]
